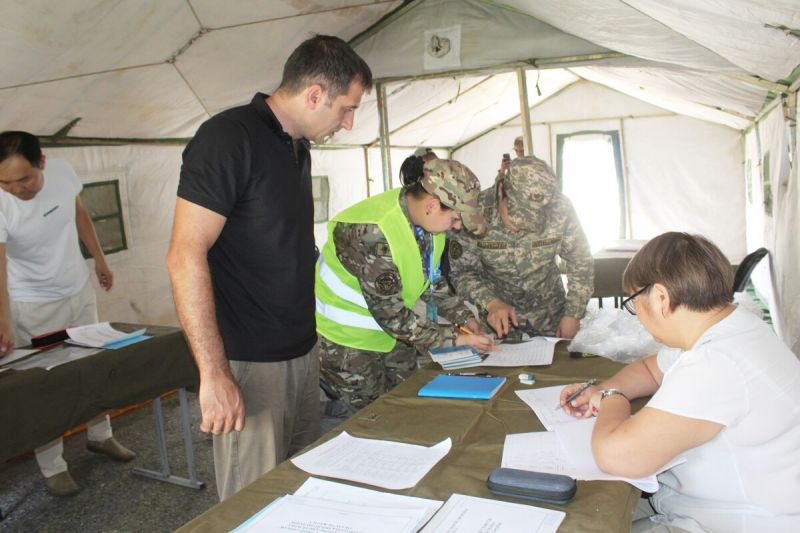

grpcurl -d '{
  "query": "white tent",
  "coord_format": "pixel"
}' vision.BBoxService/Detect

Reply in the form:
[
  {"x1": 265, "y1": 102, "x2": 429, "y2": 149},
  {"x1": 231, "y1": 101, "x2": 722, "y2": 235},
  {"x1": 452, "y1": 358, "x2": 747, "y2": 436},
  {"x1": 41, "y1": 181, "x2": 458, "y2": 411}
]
[{"x1": 1, "y1": 0, "x2": 798, "y2": 354}]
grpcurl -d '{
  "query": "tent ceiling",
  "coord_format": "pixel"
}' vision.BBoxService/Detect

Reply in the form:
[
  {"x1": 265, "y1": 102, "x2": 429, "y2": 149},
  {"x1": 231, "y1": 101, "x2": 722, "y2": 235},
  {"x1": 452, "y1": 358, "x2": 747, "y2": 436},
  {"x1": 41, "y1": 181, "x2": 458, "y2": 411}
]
[{"x1": 0, "y1": 0, "x2": 797, "y2": 142}]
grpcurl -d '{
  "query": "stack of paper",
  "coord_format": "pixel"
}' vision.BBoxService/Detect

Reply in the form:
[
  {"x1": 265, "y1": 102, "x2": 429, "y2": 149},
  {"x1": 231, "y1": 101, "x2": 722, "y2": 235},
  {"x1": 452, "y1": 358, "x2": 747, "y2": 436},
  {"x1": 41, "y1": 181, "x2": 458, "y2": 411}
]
[
  {"x1": 233, "y1": 478, "x2": 565, "y2": 533},
  {"x1": 66, "y1": 322, "x2": 148, "y2": 349},
  {"x1": 428, "y1": 345, "x2": 484, "y2": 370},
  {"x1": 508, "y1": 385, "x2": 685, "y2": 491}
]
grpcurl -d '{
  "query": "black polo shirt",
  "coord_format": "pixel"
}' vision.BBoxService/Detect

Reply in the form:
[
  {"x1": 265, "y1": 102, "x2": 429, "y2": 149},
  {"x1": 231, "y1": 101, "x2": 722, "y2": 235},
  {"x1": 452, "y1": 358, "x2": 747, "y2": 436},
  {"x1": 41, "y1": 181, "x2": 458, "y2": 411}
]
[{"x1": 178, "y1": 93, "x2": 317, "y2": 362}]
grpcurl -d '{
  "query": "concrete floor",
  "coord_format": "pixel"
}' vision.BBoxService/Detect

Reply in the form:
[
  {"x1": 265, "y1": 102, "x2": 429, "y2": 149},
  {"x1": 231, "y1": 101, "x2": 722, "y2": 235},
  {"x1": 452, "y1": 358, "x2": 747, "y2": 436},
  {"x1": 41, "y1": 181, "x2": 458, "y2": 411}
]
[{"x1": 0, "y1": 393, "x2": 219, "y2": 533}]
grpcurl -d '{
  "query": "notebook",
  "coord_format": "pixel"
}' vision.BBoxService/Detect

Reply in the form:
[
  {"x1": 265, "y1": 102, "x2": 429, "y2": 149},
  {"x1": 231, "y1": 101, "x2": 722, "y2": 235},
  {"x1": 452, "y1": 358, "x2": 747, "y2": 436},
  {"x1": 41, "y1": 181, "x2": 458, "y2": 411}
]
[{"x1": 418, "y1": 374, "x2": 506, "y2": 400}]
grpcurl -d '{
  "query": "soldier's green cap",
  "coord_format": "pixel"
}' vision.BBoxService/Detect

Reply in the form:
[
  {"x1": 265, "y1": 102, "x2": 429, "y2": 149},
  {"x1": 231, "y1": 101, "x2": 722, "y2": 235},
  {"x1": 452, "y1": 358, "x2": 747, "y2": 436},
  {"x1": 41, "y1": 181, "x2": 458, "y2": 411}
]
[{"x1": 421, "y1": 159, "x2": 487, "y2": 235}]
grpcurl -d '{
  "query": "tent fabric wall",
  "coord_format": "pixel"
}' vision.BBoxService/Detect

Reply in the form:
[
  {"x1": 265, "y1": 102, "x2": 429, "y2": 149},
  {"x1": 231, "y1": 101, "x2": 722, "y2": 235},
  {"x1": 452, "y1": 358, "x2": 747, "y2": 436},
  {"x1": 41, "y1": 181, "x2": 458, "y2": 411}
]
[
  {"x1": 46, "y1": 145, "x2": 184, "y2": 327},
  {"x1": 746, "y1": 102, "x2": 799, "y2": 354},
  {"x1": 454, "y1": 82, "x2": 746, "y2": 261}
]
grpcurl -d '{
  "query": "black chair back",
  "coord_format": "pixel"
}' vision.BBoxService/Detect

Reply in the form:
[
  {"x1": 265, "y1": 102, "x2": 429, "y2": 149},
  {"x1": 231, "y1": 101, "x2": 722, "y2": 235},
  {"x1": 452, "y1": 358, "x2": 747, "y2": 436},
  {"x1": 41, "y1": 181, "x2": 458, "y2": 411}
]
[{"x1": 733, "y1": 247, "x2": 768, "y2": 293}]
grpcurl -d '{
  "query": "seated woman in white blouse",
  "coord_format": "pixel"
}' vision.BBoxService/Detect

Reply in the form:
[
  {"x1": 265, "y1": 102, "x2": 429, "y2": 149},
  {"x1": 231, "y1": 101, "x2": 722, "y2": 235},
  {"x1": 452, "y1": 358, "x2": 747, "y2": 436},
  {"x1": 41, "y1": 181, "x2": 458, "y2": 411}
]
[{"x1": 560, "y1": 232, "x2": 800, "y2": 533}]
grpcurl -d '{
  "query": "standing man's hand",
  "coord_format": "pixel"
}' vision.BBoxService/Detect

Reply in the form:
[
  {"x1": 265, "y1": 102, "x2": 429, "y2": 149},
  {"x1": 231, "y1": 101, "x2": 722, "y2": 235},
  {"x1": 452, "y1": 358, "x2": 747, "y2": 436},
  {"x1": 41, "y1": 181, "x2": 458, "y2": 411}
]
[
  {"x1": 486, "y1": 298, "x2": 518, "y2": 338},
  {"x1": 95, "y1": 260, "x2": 114, "y2": 291},
  {"x1": 0, "y1": 321, "x2": 14, "y2": 356},
  {"x1": 198, "y1": 372, "x2": 245, "y2": 434},
  {"x1": 556, "y1": 316, "x2": 580, "y2": 339}
]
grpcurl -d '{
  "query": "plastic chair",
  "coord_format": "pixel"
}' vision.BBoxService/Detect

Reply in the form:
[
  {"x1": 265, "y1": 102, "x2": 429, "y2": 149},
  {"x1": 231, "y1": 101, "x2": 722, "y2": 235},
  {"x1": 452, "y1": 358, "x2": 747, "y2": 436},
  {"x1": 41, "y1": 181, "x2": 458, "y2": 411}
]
[{"x1": 733, "y1": 247, "x2": 768, "y2": 293}]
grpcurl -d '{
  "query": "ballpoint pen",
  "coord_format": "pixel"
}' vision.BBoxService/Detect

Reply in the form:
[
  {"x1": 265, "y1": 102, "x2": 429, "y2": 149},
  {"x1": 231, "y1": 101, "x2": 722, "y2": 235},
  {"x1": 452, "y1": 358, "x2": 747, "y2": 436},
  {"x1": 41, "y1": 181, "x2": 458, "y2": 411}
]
[
  {"x1": 454, "y1": 323, "x2": 497, "y2": 349},
  {"x1": 554, "y1": 379, "x2": 598, "y2": 410}
]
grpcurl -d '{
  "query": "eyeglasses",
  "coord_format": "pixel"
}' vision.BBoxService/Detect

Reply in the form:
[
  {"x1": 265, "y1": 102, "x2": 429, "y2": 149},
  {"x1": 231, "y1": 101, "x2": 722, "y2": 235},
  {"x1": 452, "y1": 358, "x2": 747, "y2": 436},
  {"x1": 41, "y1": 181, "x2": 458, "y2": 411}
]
[{"x1": 621, "y1": 284, "x2": 651, "y2": 315}]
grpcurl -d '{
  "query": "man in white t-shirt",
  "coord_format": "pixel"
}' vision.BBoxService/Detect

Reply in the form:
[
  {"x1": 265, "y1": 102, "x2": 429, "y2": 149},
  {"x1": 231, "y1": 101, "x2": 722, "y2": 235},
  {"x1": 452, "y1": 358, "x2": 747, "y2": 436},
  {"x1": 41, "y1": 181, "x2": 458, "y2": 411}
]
[{"x1": 0, "y1": 131, "x2": 135, "y2": 496}]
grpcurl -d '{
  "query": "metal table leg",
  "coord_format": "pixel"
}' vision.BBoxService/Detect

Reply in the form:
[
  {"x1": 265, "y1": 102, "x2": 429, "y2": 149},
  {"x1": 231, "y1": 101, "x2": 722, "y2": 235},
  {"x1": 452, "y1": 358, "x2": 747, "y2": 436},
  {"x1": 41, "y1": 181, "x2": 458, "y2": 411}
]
[{"x1": 132, "y1": 388, "x2": 204, "y2": 489}]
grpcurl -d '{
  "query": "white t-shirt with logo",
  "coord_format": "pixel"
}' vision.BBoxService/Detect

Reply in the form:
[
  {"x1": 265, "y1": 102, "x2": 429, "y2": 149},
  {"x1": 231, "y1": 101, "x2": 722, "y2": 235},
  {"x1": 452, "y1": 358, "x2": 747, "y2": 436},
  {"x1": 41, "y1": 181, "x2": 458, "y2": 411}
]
[
  {"x1": 648, "y1": 307, "x2": 800, "y2": 532},
  {"x1": 0, "y1": 158, "x2": 90, "y2": 302}
]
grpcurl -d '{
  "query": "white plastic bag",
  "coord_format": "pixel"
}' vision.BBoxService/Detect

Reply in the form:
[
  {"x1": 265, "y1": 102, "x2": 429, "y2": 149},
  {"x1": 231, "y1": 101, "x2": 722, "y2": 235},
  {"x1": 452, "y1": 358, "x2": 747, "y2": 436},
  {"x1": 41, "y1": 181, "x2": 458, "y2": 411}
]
[{"x1": 568, "y1": 307, "x2": 663, "y2": 363}]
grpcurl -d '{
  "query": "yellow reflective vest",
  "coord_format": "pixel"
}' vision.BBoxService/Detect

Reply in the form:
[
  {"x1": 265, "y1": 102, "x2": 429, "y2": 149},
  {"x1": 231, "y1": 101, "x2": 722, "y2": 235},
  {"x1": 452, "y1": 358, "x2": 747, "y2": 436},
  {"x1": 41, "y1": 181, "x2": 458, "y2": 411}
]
[{"x1": 315, "y1": 189, "x2": 445, "y2": 352}]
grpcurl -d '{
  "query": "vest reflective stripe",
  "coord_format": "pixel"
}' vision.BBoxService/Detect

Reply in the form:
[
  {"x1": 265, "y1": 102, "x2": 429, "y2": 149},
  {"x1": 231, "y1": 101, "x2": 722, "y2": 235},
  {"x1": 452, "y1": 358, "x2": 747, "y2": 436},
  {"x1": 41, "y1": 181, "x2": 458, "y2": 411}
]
[
  {"x1": 318, "y1": 256, "x2": 368, "y2": 309},
  {"x1": 315, "y1": 298, "x2": 383, "y2": 331},
  {"x1": 315, "y1": 189, "x2": 445, "y2": 352}
]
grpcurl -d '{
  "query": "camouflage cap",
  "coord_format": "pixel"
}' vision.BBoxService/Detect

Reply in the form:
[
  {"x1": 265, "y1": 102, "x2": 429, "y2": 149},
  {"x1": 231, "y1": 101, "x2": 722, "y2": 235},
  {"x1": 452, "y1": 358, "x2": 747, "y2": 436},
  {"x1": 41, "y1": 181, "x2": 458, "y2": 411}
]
[
  {"x1": 502, "y1": 156, "x2": 557, "y2": 229},
  {"x1": 420, "y1": 159, "x2": 487, "y2": 235}
]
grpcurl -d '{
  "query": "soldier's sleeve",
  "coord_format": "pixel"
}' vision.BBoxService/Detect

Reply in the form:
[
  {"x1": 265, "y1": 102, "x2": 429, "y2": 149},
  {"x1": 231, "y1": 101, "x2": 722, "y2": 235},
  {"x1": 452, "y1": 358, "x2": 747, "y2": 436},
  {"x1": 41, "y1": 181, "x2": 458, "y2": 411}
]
[
  {"x1": 558, "y1": 199, "x2": 595, "y2": 319},
  {"x1": 447, "y1": 231, "x2": 497, "y2": 312},
  {"x1": 421, "y1": 275, "x2": 475, "y2": 326},
  {"x1": 333, "y1": 223, "x2": 456, "y2": 353}
]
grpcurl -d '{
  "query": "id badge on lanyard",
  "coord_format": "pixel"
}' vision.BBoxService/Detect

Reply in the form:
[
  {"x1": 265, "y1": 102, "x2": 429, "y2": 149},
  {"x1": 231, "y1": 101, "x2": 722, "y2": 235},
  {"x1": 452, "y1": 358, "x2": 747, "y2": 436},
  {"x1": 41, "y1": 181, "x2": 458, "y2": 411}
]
[{"x1": 425, "y1": 232, "x2": 441, "y2": 322}]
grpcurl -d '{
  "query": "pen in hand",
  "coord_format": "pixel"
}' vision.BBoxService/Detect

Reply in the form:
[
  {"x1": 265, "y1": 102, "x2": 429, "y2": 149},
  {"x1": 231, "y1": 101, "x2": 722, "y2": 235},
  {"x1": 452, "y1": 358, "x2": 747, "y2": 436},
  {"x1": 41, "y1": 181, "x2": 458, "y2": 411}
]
[
  {"x1": 555, "y1": 379, "x2": 598, "y2": 410},
  {"x1": 454, "y1": 322, "x2": 497, "y2": 349}
]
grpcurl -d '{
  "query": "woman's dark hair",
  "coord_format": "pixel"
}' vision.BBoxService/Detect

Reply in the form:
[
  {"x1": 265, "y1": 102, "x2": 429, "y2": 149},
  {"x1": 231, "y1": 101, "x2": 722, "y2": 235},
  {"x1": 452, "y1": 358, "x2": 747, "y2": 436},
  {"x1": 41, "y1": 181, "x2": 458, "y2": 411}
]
[
  {"x1": 399, "y1": 155, "x2": 454, "y2": 210},
  {"x1": 623, "y1": 232, "x2": 733, "y2": 312},
  {"x1": 0, "y1": 130, "x2": 42, "y2": 167}
]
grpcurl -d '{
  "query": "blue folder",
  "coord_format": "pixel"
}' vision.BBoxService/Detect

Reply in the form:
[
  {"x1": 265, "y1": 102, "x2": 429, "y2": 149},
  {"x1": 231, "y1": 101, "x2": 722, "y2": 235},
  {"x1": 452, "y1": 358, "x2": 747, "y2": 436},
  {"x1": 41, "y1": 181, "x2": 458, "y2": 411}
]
[{"x1": 418, "y1": 374, "x2": 506, "y2": 400}]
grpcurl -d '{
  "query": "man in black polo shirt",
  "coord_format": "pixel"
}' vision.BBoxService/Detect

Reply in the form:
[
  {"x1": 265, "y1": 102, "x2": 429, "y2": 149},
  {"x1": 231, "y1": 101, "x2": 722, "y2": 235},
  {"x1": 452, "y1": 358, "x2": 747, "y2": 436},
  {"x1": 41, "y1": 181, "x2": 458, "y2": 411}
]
[{"x1": 167, "y1": 35, "x2": 372, "y2": 500}]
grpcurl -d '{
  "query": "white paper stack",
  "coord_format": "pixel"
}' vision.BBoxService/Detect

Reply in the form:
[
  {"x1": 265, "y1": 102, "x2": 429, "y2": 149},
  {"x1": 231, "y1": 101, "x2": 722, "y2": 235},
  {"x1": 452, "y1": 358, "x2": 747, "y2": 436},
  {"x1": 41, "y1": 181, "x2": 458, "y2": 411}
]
[{"x1": 428, "y1": 345, "x2": 484, "y2": 370}]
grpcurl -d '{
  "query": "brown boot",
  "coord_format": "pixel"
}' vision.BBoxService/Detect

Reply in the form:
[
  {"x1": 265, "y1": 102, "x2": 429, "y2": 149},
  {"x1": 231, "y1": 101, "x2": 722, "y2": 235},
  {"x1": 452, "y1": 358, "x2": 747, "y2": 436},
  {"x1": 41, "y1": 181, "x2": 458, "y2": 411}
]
[
  {"x1": 45, "y1": 471, "x2": 80, "y2": 497},
  {"x1": 86, "y1": 437, "x2": 136, "y2": 462}
]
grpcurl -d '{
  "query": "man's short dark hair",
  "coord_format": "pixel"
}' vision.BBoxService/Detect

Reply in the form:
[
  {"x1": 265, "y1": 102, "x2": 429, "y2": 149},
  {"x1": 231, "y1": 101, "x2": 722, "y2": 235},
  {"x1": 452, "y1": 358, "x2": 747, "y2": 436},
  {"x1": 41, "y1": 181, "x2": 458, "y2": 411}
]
[
  {"x1": 0, "y1": 131, "x2": 42, "y2": 167},
  {"x1": 279, "y1": 34, "x2": 373, "y2": 99}
]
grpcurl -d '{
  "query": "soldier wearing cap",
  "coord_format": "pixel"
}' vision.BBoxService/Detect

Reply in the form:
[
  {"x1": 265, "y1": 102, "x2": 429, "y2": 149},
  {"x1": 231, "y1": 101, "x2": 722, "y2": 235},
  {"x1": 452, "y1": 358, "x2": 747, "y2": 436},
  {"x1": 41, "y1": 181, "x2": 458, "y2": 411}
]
[
  {"x1": 316, "y1": 156, "x2": 493, "y2": 412},
  {"x1": 449, "y1": 156, "x2": 594, "y2": 340}
]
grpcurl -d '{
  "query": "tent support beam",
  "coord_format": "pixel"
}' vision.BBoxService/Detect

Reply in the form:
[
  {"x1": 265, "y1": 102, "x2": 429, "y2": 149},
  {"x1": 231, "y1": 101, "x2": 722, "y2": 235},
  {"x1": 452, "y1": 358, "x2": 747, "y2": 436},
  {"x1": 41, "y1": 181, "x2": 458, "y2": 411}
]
[
  {"x1": 516, "y1": 68, "x2": 533, "y2": 155},
  {"x1": 38, "y1": 136, "x2": 192, "y2": 147},
  {"x1": 371, "y1": 53, "x2": 627, "y2": 84},
  {"x1": 362, "y1": 146, "x2": 372, "y2": 197},
  {"x1": 377, "y1": 82, "x2": 392, "y2": 191},
  {"x1": 364, "y1": 75, "x2": 496, "y2": 147}
]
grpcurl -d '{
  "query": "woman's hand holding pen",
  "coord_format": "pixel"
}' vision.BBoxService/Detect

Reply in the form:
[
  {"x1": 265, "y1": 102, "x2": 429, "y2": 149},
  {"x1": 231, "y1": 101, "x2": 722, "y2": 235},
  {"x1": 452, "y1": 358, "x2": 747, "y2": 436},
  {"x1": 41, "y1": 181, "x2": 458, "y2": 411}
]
[
  {"x1": 454, "y1": 320, "x2": 495, "y2": 352},
  {"x1": 559, "y1": 381, "x2": 600, "y2": 418}
]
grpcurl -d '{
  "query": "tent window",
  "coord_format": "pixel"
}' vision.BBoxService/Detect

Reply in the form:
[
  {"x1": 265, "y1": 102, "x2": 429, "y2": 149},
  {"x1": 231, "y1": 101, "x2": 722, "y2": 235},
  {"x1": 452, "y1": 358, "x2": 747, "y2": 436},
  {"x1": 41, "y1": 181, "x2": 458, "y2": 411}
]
[
  {"x1": 313, "y1": 176, "x2": 330, "y2": 223},
  {"x1": 556, "y1": 131, "x2": 626, "y2": 252},
  {"x1": 79, "y1": 180, "x2": 127, "y2": 257}
]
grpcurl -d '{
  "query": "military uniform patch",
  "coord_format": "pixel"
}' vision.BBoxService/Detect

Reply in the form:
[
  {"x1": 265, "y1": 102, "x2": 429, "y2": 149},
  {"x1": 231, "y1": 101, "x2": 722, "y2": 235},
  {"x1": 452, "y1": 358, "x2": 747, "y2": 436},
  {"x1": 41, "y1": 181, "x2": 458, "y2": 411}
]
[
  {"x1": 449, "y1": 239, "x2": 463, "y2": 260},
  {"x1": 477, "y1": 240, "x2": 508, "y2": 249},
  {"x1": 374, "y1": 243, "x2": 391, "y2": 257},
  {"x1": 374, "y1": 271, "x2": 400, "y2": 295},
  {"x1": 531, "y1": 236, "x2": 561, "y2": 247}
]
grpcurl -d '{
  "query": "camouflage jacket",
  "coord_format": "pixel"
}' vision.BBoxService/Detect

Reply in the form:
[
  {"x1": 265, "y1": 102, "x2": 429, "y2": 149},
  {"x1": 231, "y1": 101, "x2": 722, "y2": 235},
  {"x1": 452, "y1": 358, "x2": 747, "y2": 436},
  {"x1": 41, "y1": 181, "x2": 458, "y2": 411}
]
[
  {"x1": 449, "y1": 184, "x2": 594, "y2": 334},
  {"x1": 332, "y1": 193, "x2": 475, "y2": 354}
]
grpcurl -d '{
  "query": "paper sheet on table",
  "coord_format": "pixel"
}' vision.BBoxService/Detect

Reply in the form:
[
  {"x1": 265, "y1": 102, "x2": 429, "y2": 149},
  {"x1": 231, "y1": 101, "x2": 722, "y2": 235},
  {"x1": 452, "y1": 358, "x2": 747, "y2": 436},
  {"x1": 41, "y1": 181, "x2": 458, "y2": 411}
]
[
  {"x1": 515, "y1": 385, "x2": 577, "y2": 430},
  {"x1": 554, "y1": 418, "x2": 686, "y2": 491},
  {"x1": 231, "y1": 494, "x2": 427, "y2": 533},
  {"x1": 294, "y1": 477, "x2": 443, "y2": 531},
  {"x1": 291, "y1": 431, "x2": 452, "y2": 490},
  {"x1": 66, "y1": 322, "x2": 145, "y2": 348},
  {"x1": 475, "y1": 338, "x2": 555, "y2": 367},
  {"x1": 3, "y1": 344, "x2": 101, "y2": 371},
  {"x1": 420, "y1": 493, "x2": 565, "y2": 532},
  {"x1": 502, "y1": 427, "x2": 683, "y2": 492},
  {"x1": 0, "y1": 348, "x2": 40, "y2": 366}
]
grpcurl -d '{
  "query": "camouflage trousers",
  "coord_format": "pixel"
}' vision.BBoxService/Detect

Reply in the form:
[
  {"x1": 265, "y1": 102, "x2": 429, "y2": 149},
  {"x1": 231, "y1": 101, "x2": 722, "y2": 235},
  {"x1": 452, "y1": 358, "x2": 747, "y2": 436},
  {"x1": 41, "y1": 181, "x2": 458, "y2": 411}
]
[{"x1": 318, "y1": 335, "x2": 418, "y2": 411}]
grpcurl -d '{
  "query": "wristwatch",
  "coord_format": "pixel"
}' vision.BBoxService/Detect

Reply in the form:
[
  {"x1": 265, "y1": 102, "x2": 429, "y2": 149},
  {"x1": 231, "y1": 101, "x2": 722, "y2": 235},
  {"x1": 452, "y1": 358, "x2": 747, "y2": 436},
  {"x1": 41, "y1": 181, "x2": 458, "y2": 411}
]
[{"x1": 599, "y1": 389, "x2": 629, "y2": 402}]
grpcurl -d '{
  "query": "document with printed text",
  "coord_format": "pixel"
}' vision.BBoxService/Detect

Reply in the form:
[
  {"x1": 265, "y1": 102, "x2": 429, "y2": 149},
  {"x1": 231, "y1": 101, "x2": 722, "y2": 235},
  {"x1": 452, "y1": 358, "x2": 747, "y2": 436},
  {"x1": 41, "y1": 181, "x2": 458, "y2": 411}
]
[
  {"x1": 420, "y1": 493, "x2": 565, "y2": 532},
  {"x1": 291, "y1": 431, "x2": 452, "y2": 490}
]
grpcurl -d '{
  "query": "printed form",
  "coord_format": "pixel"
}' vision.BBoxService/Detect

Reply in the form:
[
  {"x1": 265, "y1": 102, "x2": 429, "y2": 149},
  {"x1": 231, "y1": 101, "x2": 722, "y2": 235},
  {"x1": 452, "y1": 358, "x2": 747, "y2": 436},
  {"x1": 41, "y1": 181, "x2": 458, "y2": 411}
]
[{"x1": 291, "y1": 431, "x2": 452, "y2": 490}]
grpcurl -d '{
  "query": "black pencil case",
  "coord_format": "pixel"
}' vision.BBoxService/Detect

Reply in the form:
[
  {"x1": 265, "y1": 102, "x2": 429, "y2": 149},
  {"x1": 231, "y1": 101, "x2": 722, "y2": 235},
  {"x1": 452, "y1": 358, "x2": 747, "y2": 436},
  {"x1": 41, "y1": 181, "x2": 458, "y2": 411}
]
[
  {"x1": 486, "y1": 467, "x2": 576, "y2": 505},
  {"x1": 31, "y1": 328, "x2": 69, "y2": 348}
]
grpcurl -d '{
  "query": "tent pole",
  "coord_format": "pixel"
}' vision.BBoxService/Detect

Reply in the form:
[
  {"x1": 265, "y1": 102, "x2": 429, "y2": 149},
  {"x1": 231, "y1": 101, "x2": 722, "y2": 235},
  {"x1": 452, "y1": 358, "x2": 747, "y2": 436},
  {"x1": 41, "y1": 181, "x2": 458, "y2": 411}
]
[
  {"x1": 377, "y1": 82, "x2": 392, "y2": 191},
  {"x1": 516, "y1": 68, "x2": 533, "y2": 155},
  {"x1": 362, "y1": 146, "x2": 372, "y2": 197},
  {"x1": 619, "y1": 117, "x2": 633, "y2": 239}
]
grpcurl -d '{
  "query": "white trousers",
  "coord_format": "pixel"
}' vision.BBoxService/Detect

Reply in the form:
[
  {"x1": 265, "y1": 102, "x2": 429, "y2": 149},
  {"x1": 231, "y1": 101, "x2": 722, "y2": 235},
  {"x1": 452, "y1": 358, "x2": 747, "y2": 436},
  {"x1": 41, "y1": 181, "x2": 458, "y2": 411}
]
[{"x1": 12, "y1": 279, "x2": 115, "y2": 477}]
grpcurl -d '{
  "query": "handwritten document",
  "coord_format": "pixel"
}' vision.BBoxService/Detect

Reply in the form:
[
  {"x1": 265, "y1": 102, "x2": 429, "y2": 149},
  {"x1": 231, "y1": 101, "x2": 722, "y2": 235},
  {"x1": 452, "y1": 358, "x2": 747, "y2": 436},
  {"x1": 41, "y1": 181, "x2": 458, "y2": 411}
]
[
  {"x1": 420, "y1": 493, "x2": 565, "y2": 532},
  {"x1": 515, "y1": 385, "x2": 576, "y2": 430},
  {"x1": 476, "y1": 338, "x2": 555, "y2": 367},
  {"x1": 291, "y1": 431, "x2": 452, "y2": 490}
]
